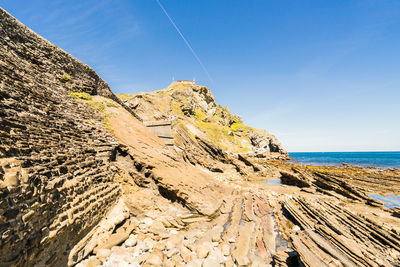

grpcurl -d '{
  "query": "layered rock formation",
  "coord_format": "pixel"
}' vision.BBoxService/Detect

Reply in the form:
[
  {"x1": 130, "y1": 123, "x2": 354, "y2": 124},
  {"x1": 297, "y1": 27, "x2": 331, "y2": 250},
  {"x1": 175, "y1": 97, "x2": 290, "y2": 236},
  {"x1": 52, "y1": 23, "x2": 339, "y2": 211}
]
[
  {"x1": 0, "y1": 7, "x2": 121, "y2": 266},
  {"x1": 0, "y1": 8, "x2": 228, "y2": 266},
  {"x1": 1, "y1": 6, "x2": 400, "y2": 267},
  {"x1": 118, "y1": 82, "x2": 287, "y2": 156},
  {"x1": 77, "y1": 162, "x2": 400, "y2": 267}
]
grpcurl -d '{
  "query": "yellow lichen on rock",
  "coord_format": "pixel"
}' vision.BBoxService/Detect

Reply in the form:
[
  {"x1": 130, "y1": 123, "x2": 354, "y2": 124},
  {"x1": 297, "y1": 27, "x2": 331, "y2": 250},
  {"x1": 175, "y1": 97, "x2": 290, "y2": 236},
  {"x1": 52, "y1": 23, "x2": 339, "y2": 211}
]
[{"x1": 118, "y1": 82, "x2": 287, "y2": 156}]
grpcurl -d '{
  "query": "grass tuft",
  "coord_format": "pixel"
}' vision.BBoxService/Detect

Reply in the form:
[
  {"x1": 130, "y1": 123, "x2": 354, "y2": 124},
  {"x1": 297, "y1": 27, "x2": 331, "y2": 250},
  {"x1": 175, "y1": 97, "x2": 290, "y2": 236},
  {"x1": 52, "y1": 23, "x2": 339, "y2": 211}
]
[
  {"x1": 70, "y1": 92, "x2": 92, "y2": 100},
  {"x1": 63, "y1": 73, "x2": 71, "y2": 81},
  {"x1": 104, "y1": 114, "x2": 114, "y2": 131}
]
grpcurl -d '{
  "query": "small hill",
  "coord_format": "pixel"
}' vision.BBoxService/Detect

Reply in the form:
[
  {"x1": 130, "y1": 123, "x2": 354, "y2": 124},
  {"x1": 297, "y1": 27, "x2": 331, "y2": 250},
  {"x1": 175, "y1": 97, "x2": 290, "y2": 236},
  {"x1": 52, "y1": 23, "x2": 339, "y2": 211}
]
[{"x1": 118, "y1": 81, "x2": 287, "y2": 156}]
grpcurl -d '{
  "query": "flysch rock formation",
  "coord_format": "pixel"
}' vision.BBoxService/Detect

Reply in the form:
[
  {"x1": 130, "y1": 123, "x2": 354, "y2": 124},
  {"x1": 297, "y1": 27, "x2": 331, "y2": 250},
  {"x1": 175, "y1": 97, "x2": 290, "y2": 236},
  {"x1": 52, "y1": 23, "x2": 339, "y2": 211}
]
[
  {"x1": 1, "y1": 7, "x2": 400, "y2": 267},
  {"x1": 0, "y1": 7, "x2": 228, "y2": 266},
  {"x1": 117, "y1": 83, "x2": 289, "y2": 182},
  {"x1": 118, "y1": 82, "x2": 287, "y2": 156}
]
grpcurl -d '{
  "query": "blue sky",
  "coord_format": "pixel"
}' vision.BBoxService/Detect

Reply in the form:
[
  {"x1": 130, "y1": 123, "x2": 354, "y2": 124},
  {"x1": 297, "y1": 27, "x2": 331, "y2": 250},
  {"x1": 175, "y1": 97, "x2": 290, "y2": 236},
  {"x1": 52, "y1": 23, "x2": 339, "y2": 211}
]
[{"x1": 2, "y1": 0, "x2": 400, "y2": 152}]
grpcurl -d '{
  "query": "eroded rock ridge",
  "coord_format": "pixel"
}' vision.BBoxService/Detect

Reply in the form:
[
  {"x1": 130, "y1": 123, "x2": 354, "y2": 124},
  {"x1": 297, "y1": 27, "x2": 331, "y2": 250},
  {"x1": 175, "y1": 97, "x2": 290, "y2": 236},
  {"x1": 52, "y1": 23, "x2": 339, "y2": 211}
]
[{"x1": 1, "y1": 7, "x2": 400, "y2": 267}]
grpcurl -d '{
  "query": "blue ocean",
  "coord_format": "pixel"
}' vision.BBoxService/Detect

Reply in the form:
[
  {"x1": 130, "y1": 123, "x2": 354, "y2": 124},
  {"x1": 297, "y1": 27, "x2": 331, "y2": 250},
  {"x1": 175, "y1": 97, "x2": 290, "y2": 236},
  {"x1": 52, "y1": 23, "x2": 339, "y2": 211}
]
[{"x1": 288, "y1": 151, "x2": 400, "y2": 169}]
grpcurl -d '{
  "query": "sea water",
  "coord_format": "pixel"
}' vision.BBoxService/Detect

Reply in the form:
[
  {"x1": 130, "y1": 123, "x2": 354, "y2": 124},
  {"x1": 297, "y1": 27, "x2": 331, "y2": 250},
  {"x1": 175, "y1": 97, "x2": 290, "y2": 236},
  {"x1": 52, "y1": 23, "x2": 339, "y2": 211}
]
[
  {"x1": 289, "y1": 151, "x2": 400, "y2": 169},
  {"x1": 288, "y1": 151, "x2": 400, "y2": 207},
  {"x1": 368, "y1": 193, "x2": 400, "y2": 208}
]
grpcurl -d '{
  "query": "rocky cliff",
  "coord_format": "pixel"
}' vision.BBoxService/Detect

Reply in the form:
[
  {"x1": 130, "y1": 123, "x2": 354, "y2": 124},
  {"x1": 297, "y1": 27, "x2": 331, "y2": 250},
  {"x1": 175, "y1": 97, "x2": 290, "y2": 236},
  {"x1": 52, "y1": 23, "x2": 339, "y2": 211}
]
[
  {"x1": 1, "y1": 6, "x2": 400, "y2": 267},
  {"x1": 0, "y1": 7, "x2": 123, "y2": 266},
  {"x1": 0, "y1": 7, "x2": 228, "y2": 266},
  {"x1": 119, "y1": 82, "x2": 287, "y2": 157}
]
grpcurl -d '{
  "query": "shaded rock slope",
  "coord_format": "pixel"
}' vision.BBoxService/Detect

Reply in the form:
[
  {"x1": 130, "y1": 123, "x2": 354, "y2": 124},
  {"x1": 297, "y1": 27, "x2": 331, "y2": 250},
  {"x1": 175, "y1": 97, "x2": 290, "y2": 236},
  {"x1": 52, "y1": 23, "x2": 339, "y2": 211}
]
[{"x1": 1, "y1": 6, "x2": 400, "y2": 267}]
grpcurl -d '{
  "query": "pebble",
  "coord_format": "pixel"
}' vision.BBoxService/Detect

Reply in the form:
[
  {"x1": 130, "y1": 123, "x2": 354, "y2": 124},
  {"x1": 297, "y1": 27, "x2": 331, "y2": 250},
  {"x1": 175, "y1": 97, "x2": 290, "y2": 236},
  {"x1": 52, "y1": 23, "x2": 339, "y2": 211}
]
[
  {"x1": 125, "y1": 235, "x2": 137, "y2": 247},
  {"x1": 166, "y1": 240, "x2": 176, "y2": 250},
  {"x1": 143, "y1": 238, "x2": 155, "y2": 250},
  {"x1": 146, "y1": 249, "x2": 164, "y2": 265},
  {"x1": 171, "y1": 254, "x2": 184, "y2": 265},
  {"x1": 143, "y1": 217, "x2": 153, "y2": 226},
  {"x1": 169, "y1": 229, "x2": 179, "y2": 235},
  {"x1": 166, "y1": 247, "x2": 178, "y2": 258},
  {"x1": 139, "y1": 223, "x2": 147, "y2": 230},
  {"x1": 221, "y1": 243, "x2": 230, "y2": 256},
  {"x1": 96, "y1": 248, "x2": 111, "y2": 258},
  {"x1": 154, "y1": 242, "x2": 166, "y2": 251},
  {"x1": 180, "y1": 246, "x2": 193, "y2": 263},
  {"x1": 196, "y1": 242, "x2": 211, "y2": 258},
  {"x1": 293, "y1": 225, "x2": 301, "y2": 231}
]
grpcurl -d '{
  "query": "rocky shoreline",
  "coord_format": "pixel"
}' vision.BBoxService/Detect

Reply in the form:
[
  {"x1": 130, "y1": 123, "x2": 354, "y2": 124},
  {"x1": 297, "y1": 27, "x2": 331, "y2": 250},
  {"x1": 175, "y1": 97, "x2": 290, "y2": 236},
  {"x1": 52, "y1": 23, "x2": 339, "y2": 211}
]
[
  {"x1": 75, "y1": 156, "x2": 400, "y2": 267},
  {"x1": 1, "y1": 6, "x2": 399, "y2": 266}
]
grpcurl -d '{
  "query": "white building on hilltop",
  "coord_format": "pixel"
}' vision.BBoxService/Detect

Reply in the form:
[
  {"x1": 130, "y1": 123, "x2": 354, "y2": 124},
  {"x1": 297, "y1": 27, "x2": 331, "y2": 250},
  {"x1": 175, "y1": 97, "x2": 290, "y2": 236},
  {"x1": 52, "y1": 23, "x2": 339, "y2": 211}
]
[{"x1": 174, "y1": 78, "x2": 195, "y2": 85}]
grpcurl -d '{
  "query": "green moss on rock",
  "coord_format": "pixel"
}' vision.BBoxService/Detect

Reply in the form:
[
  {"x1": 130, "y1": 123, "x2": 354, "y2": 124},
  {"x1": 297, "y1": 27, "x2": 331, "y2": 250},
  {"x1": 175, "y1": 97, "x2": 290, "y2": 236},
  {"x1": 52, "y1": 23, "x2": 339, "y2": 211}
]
[{"x1": 70, "y1": 92, "x2": 92, "y2": 100}]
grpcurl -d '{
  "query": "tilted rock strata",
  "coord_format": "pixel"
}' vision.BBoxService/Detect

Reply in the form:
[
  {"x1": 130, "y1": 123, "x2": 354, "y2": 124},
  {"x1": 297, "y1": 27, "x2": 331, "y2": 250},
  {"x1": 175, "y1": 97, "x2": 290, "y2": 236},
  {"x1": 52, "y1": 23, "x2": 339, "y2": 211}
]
[
  {"x1": 274, "y1": 161, "x2": 400, "y2": 205},
  {"x1": 280, "y1": 195, "x2": 400, "y2": 266},
  {"x1": 0, "y1": 7, "x2": 123, "y2": 266},
  {"x1": 0, "y1": 7, "x2": 139, "y2": 121},
  {"x1": 118, "y1": 82, "x2": 287, "y2": 157},
  {"x1": 0, "y1": 8, "x2": 227, "y2": 266},
  {"x1": 76, "y1": 155, "x2": 400, "y2": 266},
  {"x1": 102, "y1": 100, "x2": 231, "y2": 216},
  {"x1": 2, "y1": 6, "x2": 400, "y2": 267},
  {"x1": 77, "y1": 190, "x2": 296, "y2": 266}
]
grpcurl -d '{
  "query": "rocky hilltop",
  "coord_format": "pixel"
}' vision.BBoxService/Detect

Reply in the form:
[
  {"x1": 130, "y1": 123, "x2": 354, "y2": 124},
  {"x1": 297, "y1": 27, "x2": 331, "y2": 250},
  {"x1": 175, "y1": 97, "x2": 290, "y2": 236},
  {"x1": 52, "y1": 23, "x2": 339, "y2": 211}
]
[
  {"x1": 119, "y1": 82, "x2": 286, "y2": 156},
  {"x1": 1, "y1": 7, "x2": 400, "y2": 267},
  {"x1": 117, "y1": 82, "x2": 288, "y2": 181}
]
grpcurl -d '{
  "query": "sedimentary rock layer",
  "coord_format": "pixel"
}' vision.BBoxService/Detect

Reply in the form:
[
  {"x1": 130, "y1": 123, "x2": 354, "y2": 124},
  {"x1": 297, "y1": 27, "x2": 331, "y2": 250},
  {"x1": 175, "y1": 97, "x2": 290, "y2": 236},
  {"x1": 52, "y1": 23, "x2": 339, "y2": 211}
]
[
  {"x1": 0, "y1": 8, "x2": 229, "y2": 266},
  {"x1": 2, "y1": 6, "x2": 400, "y2": 267},
  {"x1": 0, "y1": 7, "x2": 124, "y2": 266},
  {"x1": 118, "y1": 82, "x2": 287, "y2": 157}
]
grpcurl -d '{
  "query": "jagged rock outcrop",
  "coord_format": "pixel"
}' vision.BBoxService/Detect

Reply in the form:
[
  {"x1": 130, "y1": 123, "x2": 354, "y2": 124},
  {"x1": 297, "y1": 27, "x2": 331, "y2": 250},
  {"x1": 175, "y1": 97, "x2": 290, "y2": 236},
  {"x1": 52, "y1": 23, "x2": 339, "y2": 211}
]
[
  {"x1": 2, "y1": 6, "x2": 400, "y2": 267},
  {"x1": 0, "y1": 7, "x2": 123, "y2": 266},
  {"x1": 0, "y1": 8, "x2": 228, "y2": 266},
  {"x1": 78, "y1": 178, "x2": 400, "y2": 267},
  {"x1": 275, "y1": 162, "x2": 400, "y2": 206},
  {"x1": 279, "y1": 195, "x2": 400, "y2": 266},
  {"x1": 0, "y1": 6, "x2": 140, "y2": 122},
  {"x1": 118, "y1": 81, "x2": 287, "y2": 158}
]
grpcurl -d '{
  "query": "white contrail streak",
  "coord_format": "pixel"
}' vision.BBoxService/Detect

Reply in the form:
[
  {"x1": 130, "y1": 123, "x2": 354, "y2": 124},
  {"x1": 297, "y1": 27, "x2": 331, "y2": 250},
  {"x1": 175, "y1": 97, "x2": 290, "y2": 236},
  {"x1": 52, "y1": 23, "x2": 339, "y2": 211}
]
[{"x1": 155, "y1": 0, "x2": 213, "y2": 82}]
